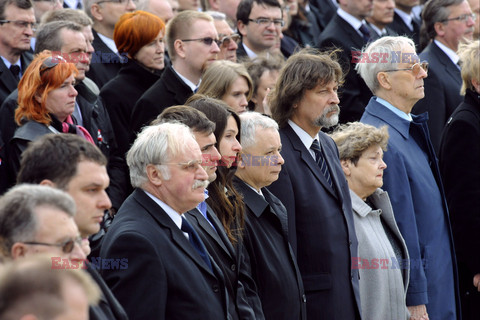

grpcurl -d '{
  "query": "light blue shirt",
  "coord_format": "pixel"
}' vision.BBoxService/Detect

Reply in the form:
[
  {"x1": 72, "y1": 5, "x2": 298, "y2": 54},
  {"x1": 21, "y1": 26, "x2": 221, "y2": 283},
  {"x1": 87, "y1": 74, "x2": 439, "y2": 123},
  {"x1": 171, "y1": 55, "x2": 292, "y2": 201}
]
[{"x1": 376, "y1": 97, "x2": 412, "y2": 122}]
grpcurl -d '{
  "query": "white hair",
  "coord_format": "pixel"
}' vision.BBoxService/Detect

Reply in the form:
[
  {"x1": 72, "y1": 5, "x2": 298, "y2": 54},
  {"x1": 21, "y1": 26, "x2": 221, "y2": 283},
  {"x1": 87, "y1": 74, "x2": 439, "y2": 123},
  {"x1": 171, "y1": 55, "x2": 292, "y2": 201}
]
[{"x1": 239, "y1": 112, "x2": 279, "y2": 150}]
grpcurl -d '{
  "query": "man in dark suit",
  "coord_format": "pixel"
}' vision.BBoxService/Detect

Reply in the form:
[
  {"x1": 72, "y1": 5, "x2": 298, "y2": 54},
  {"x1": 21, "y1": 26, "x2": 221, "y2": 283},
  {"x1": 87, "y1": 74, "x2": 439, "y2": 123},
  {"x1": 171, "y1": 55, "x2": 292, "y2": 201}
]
[
  {"x1": 0, "y1": 0, "x2": 35, "y2": 106},
  {"x1": 316, "y1": 0, "x2": 373, "y2": 123},
  {"x1": 234, "y1": 111, "x2": 306, "y2": 320},
  {"x1": 236, "y1": 0, "x2": 283, "y2": 61},
  {"x1": 268, "y1": 50, "x2": 361, "y2": 320},
  {"x1": 309, "y1": 0, "x2": 337, "y2": 30},
  {"x1": 387, "y1": 0, "x2": 421, "y2": 47},
  {"x1": 131, "y1": 10, "x2": 220, "y2": 134},
  {"x1": 366, "y1": 0, "x2": 397, "y2": 41},
  {"x1": 100, "y1": 122, "x2": 228, "y2": 320},
  {"x1": 413, "y1": 0, "x2": 475, "y2": 153},
  {"x1": 153, "y1": 105, "x2": 264, "y2": 320},
  {"x1": 83, "y1": 0, "x2": 136, "y2": 88}
]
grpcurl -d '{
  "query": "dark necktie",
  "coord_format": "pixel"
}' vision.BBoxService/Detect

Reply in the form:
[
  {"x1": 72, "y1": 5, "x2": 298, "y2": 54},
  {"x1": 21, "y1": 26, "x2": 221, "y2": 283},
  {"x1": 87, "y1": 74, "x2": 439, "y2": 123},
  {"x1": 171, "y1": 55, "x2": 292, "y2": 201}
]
[
  {"x1": 359, "y1": 24, "x2": 371, "y2": 43},
  {"x1": 311, "y1": 139, "x2": 333, "y2": 188},
  {"x1": 181, "y1": 217, "x2": 212, "y2": 271},
  {"x1": 10, "y1": 65, "x2": 20, "y2": 82}
]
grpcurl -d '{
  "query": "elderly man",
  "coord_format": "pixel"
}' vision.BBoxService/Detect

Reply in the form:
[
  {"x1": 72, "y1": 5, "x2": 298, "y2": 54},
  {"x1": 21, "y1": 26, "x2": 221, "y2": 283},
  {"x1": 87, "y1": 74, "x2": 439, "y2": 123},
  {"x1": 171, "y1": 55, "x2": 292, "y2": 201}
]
[
  {"x1": 412, "y1": 0, "x2": 475, "y2": 153},
  {"x1": 268, "y1": 50, "x2": 361, "y2": 320},
  {"x1": 207, "y1": 11, "x2": 240, "y2": 62},
  {"x1": 234, "y1": 111, "x2": 306, "y2": 320},
  {"x1": 131, "y1": 11, "x2": 220, "y2": 134},
  {"x1": 100, "y1": 122, "x2": 228, "y2": 319},
  {"x1": 357, "y1": 35, "x2": 459, "y2": 320}
]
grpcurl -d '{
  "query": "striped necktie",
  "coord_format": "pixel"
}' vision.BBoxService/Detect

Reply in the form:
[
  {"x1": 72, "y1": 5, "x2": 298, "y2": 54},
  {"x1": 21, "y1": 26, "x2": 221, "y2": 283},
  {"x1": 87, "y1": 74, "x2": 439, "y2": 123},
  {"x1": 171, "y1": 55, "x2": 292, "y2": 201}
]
[{"x1": 311, "y1": 139, "x2": 333, "y2": 188}]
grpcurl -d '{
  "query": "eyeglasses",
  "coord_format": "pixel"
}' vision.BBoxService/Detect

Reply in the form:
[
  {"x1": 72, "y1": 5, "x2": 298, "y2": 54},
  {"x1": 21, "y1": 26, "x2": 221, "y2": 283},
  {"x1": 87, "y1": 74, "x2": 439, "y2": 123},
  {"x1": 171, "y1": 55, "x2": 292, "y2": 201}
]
[
  {"x1": 163, "y1": 159, "x2": 204, "y2": 171},
  {"x1": 23, "y1": 237, "x2": 83, "y2": 254},
  {"x1": 0, "y1": 20, "x2": 37, "y2": 31},
  {"x1": 219, "y1": 33, "x2": 241, "y2": 47},
  {"x1": 40, "y1": 55, "x2": 67, "y2": 73},
  {"x1": 181, "y1": 37, "x2": 221, "y2": 47},
  {"x1": 442, "y1": 13, "x2": 477, "y2": 23},
  {"x1": 383, "y1": 61, "x2": 429, "y2": 76},
  {"x1": 32, "y1": 0, "x2": 62, "y2": 4},
  {"x1": 247, "y1": 18, "x2": 285, "y2": 27}
]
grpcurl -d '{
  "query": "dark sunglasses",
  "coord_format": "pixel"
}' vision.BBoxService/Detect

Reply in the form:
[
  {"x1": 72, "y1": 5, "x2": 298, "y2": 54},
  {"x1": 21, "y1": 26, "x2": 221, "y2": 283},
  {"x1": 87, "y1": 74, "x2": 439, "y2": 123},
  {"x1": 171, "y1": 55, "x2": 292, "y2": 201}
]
[
  {"x1": 39, "y1": 55, "x2": 67, "y2": 73},
  {"x1": 23, "y1": 236, "x2": 82, "y2": 254},
  {"x1": 219, "y1": 34, "x2": 241, "y2": 47},
  {"x1": 181, "y1": 37, "x2": 222, "y2": 47},
  {"x1": 383, "y1": 61, "x2": 429, "y2": 76}
]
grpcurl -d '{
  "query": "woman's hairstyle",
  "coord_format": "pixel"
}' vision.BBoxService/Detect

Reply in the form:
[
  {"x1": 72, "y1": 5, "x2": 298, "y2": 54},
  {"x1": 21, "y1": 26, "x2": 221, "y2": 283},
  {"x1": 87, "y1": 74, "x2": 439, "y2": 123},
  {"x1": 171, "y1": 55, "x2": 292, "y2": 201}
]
[
  {"x1": 330, "y1": 122, "x2": 389, "y2": 165},
  {"x1": 458, "y1": 40, "x2": 480, "y2": 94},
  {"x1": 186, "y1": 94, "x2": 245, "y2": 244},
  {"x1": 270, "y1": 48, "x2": 344, "y2": 128},
  {"x1": 197, "y1": 60, "x2": 254, "y2": 102},
  {"x1": 114, "y1": 10, "x2": 165, "y2": 58},
  {"x1": 15, "y1": 50, "x2": 78, "y2": 126}
]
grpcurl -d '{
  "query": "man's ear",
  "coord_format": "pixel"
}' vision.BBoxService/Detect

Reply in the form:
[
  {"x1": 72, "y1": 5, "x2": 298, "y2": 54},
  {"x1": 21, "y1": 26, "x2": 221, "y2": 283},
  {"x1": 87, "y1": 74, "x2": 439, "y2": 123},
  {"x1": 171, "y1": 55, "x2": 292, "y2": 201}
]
[
  {"x1": 377, "y1": 71, "x2": 392, "y2": 90},
  {"x1": 174, "y1": 39, "x2": 186, "y2": 59},
  {"x1": 340, "y1": 159, "x2": 351, "y2": 176},
  {"x1": 237, "y1": 20, "x2": 247, "y2": 37},
  {"x1": 146, "y1": 164, "x2": 163, "y2": 187},
  {"x1": 11, "y1": 242, "x2": 29, "y2": 259},
  {"x1": 90, "y1": 3, "x2": 104, "y2": 22},
  {"x1": 434, "y1": 21, "x2": 446, "y2": 38},
  {"x1": 39, "y1": 179, "x2": 56, "y2": 187},
  {"x1": 237, "y1": 152, "x2": 247, "y2": 169}
]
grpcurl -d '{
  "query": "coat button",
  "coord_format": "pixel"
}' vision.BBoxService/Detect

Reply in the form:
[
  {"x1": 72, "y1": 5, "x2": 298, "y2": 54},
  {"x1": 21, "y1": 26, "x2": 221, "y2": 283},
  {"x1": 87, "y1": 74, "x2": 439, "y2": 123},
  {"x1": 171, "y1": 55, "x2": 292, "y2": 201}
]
[
  {"x1": 212, "y1": 284, "x2": 219, "y2": 293},
  {"x1": 230, "y1": 264, "x2": 236, "y2": 271}
]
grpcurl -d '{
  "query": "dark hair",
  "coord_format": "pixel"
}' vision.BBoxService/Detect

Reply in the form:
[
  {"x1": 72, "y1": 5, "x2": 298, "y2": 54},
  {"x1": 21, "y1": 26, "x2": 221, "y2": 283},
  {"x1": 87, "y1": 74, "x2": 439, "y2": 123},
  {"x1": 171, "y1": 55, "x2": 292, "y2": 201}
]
[
  {"x1": 34, "y1": 21, "x2": 83, "y2": 54},
  {"x1": 0, "y1": 0, "x2": 32, "y2": 20},
  {"x1": 186, "y1": 95, "x2": 245, "y2": 244},
  {"x1": 236, "y1": 0, "x2": 282, "y2": 24},
  {"x1": 153, "y1": 105, "x2": 216, "y2": 134},
  {"x1": 270, "y1": 48, "x2": 344, "y2": 128},
  {"x1": 17, "y1": 134, "x2": 107, "y2": 189}
]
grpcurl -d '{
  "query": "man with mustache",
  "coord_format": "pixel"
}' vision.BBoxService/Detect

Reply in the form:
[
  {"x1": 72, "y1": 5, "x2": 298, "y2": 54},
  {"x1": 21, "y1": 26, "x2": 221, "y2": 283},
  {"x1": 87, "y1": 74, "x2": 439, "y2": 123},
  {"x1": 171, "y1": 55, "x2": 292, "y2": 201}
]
[
  {"x1": 100, "y1": 122, "x2": 229, "y2": 320},
  {"x1": 267, "y1": 49, "x2": 361, "y2": 320},
  {"x1": 412, "y1": 0, "x2": 476, "y2": 153}
]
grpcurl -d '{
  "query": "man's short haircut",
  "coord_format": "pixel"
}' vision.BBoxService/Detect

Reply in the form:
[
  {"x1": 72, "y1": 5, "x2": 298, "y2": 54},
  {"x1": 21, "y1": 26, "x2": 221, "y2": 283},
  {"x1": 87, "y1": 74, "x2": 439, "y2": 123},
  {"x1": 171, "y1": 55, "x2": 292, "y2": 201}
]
[
  {"x1": 239, "y1": 111, "x2": 278, "y2": 150},
  {"x1": 17, "y1": 134, "x2": 107, "y2": 189},
  {"x1": 0, "y1": 0, "x2": 33, "y2": 20},
  {"x1": 153, "y1": 105, "x2": 216, "y2": 135},
  {"x1": 0, "y1": 184, "x2": 76, "y2": 257},
  {"x1": 83, "y1": 0, "x2": 100, "y2": 19},
  {"x1": 458, "y1": 40, "x2": 480, "y2": 94},
  {"x1": 166, "y1": 10, "x2": 213, "y2": 61},
  {"x1": 270, "y1": 48, "x2": 344, "y2": 128},
  {"x1": 41, "y1": 8, "x2": 93, "y2": 26},
  {"x1": 0, "y1": 255, "x2": 100, "y2": 320},
  {"x1": 420, "y1": 0, "x2": 464, "y2": 49},
  {"x1": 236, "y1": 0, "x2": 282, "y2": 25},
  {"x1": 34, "y1": 20, "x2": 83, "y2": 54},
  {"x1": 355, "y1": 36, "x2": 416, "y2": 94},
  {"x1": 127, "y1": 122, "x2": 196, "y2": 188},
  {"x1": 204, "y1": 10, "x2": 226, "y2": 21}
]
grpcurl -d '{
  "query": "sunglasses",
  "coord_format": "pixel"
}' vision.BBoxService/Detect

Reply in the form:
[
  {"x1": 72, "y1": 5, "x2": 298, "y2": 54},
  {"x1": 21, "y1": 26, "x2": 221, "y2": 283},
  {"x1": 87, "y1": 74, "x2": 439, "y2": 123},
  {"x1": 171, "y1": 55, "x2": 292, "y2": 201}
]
[
  {"x1": 181, "y1": 37, "x2": 222, "y2": 47},
  {"x1": 383, "y1": 61, "x2": 429, "y2": 76},
  {"x1": 23, "y1": 236, "x2": 83, "y2": 254},
  {"x1": 40, "y1": 55, "x2": 67, "y2": 73},
  {"x1": 219, "y1": 34, "x2": 241, "y2": 47},
  {"x1": 0, "y1": 19, "x2": 37, "y2": 31}
]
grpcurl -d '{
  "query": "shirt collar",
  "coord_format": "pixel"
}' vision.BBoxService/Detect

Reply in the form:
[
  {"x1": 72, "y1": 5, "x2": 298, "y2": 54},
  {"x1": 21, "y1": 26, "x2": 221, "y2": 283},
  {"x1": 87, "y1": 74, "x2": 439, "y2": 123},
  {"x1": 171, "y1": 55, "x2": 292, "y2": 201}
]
[
  {"x1": 337, "y1": 7, "x2": 365, "y2": 32},
  {"x1": 376, "y1": 97, "x2": 413, "y2": 122},
  {"x1": 288, "y1": 119, "x2": 318, "y2": 160},
  {"x1": 96, "y1": 32, "x2": 118, "y2": 55},
  {"x1": 1, "y1": 56, "x2": 21, "y2": 70},
  {"x1": 144, "y1": 190, "x2": 183, "y2": 230},
  {"x1": 394, "y1": 8, "x2": 414, "y2": 31},
  {"x1": 434, "y1": 39, "x2": 460, "y2": 65},
  {"x1": 368, "y1": 23, "x2": 385, "y2": 37},
  {"x1": 172, "y1": 66, "x2": 199, "y2": 92},
  {"x1": 242, "y1": 42, "x2": 258, "y2": 59}
]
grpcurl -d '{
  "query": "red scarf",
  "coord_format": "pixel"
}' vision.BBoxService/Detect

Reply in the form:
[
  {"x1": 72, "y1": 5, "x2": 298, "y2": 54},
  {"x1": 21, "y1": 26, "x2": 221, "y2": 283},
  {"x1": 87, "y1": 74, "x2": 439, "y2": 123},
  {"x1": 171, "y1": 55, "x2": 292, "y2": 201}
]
[{"x1": 61, "y1": 115, "x2": 95, "y2": 144}]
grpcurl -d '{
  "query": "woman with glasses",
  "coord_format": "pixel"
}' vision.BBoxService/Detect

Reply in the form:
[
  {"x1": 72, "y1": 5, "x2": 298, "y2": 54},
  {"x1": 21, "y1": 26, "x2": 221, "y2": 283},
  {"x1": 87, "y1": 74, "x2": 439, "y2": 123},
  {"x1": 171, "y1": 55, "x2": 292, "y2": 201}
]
[
  {"x1": 196, "y1": 60, "x2": 254, "y2": 113},
  {"x1": 8, "y1": 50, "x2": 91, "y2": 178}
]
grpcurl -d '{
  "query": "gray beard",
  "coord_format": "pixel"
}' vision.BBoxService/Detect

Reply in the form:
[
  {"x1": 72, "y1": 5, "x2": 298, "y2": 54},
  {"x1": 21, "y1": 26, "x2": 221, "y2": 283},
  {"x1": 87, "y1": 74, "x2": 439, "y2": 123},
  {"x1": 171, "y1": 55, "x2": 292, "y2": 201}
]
[{"x1": 314, "y1": 105, "x2": 340, "y2": 128}]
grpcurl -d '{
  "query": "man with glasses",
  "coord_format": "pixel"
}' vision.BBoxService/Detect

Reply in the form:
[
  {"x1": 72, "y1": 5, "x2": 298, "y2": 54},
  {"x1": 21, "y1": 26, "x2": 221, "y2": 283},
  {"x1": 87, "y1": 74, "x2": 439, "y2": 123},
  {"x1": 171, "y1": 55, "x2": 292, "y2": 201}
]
[
  {"x1": 131, "y1": 10, "x2": 220, "y2": 134},
  {"x1": 0, "y1": 0, "x2": 35, "y2": 106},
  {"x1": 16, "y1": 134, "x2": 128, "y2": 320},
  {"x1": 412, "y1": 0, "x2": 476, "y2": 153},
  {"x1": 206, "y1": 11, "x2": 240, "y2": 62},
  {"x1": 236, "y1": 0, "x2": 283, "y2": 60},
  {"x1": 83, "y1": 0, "x2": 136, "y2": 88},
  {"x1": 358, "y1": 35, "x2": 460, "y2": 320}
]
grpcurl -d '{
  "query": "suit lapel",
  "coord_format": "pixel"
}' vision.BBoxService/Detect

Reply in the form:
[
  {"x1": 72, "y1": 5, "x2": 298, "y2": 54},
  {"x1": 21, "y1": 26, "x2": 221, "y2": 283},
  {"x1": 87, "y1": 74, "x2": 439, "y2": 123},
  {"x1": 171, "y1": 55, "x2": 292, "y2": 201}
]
[
  {"x1": 163, "y1": 66, "x2": 193, "y2": 105},
  {"x1": 335, "y1": 15, "x2": 365, "y2": 49},
  {"x1": 0, "y1": 59, "x2": 19, "y2": 94},
  {"x1": 432, "y1": 42, "x2": 462, "y2": 87}
]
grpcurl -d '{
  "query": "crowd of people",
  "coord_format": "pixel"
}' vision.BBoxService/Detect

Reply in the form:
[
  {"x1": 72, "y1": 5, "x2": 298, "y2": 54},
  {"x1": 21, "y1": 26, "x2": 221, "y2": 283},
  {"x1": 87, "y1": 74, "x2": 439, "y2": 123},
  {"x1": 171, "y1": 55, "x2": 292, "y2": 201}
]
[{"x1": 0, "y1": 0, "x2": 479, "y2": 319}]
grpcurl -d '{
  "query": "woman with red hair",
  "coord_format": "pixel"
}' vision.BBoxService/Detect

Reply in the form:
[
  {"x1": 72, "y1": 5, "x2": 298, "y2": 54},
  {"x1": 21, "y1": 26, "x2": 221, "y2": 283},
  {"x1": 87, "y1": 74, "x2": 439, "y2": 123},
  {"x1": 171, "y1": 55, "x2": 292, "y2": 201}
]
[
  {"x1": 100, "y1": 10, "x2": 166, "y2": 162},
  {"x1": 8, "y1": 50, "x2": 91, "y2": 177}
]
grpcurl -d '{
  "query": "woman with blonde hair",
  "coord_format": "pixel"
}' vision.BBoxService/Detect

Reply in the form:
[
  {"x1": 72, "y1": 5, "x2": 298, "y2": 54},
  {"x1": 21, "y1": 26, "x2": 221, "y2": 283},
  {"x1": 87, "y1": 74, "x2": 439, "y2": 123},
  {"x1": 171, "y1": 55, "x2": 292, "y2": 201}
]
[{"x1": 197, "y1": 60, "x2": 253, "y2": 113}]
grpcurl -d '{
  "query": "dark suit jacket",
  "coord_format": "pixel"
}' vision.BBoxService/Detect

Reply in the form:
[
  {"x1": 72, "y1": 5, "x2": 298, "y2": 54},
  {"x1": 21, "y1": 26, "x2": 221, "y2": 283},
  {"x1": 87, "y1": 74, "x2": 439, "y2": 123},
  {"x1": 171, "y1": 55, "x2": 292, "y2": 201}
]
[
  {"x1": 99, "y1": 188, "x2": 228, "y2": 320},
  {"x1": 365, "y1": 22, "x2": 398, "y2": 41},
  {"x1": 413, "y1": 41, "x2": 463, "y2": 153},
  {"x1": 86, "y1": 30, "x2": 123, "y2": 89},
  {"x1": 185, "y1": 206, "x2": 264, "y2": 320},
  {"x1": 268, "y1": 124, "x2": 361, "y2": 320},
  {"x1": 85, "y1": 262, "x2": 128, "y2": 320},
  {"x1": 235, "y1": 178, "x2": 306, "y2": 320},
  {"x1": 309, "y1": 0, "x2": 337, "y2": 30},
  {"x1": 439, "y1": 89, "x2": 480, "y2": 320},
  {"x1": 130, "y1": 65, "x2": 193, "y2": 134},
  {"x1": 0, "y1": 51, "x2": 32, "y2": 106},
  {"x1": 236, "y1": 42, "x2": 250, "y2": 63},
  {"x1": 316, "y1": 14, "x2": 372, "y2": 123},
  {"x1": 387, "y1": 11, "x2": 420, "y2": 47}
]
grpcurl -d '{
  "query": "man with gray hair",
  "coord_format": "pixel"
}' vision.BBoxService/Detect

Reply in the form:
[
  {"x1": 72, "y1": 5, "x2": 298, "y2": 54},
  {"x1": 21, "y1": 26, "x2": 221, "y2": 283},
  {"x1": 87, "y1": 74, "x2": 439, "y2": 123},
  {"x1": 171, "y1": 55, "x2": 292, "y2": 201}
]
[
  {"x1": 206, "y1": 11, "x2": 240, "y2": 62},
  {"x1": 357, "y1": 35, "x2": 459, "y2": 320},
  {"x1": 412, "y1": 0, "x2": 475, "y2": 152},
  {"x1": 100, "y1": 122, "x2": 228, "y2": 319},
  {"x1": 234, "y1": 111, "x2": 306, "y2": 320}
]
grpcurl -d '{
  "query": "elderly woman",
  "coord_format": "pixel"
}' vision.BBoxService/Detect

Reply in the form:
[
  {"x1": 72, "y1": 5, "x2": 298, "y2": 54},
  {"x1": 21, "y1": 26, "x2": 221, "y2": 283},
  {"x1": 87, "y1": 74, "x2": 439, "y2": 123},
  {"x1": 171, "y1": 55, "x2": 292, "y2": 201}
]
[
  {"x1": 9, "y1": 50, "x2": 84, "y2": 178},
  {"x1": 357, "y1": 35, "x2": 458, "y2": 320},
  {"x1": 100, "y1": 10, "x2": 165, "y2": 158},
  {"x1": 439, "y1": 40, "x2": 480, "y2": 319},
  {"x1": 331, "y1": 122, "x2": 410, "y2": 320},
  {"x1": 196, "y1": 60, "x2": 254, "y2": 114}
]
